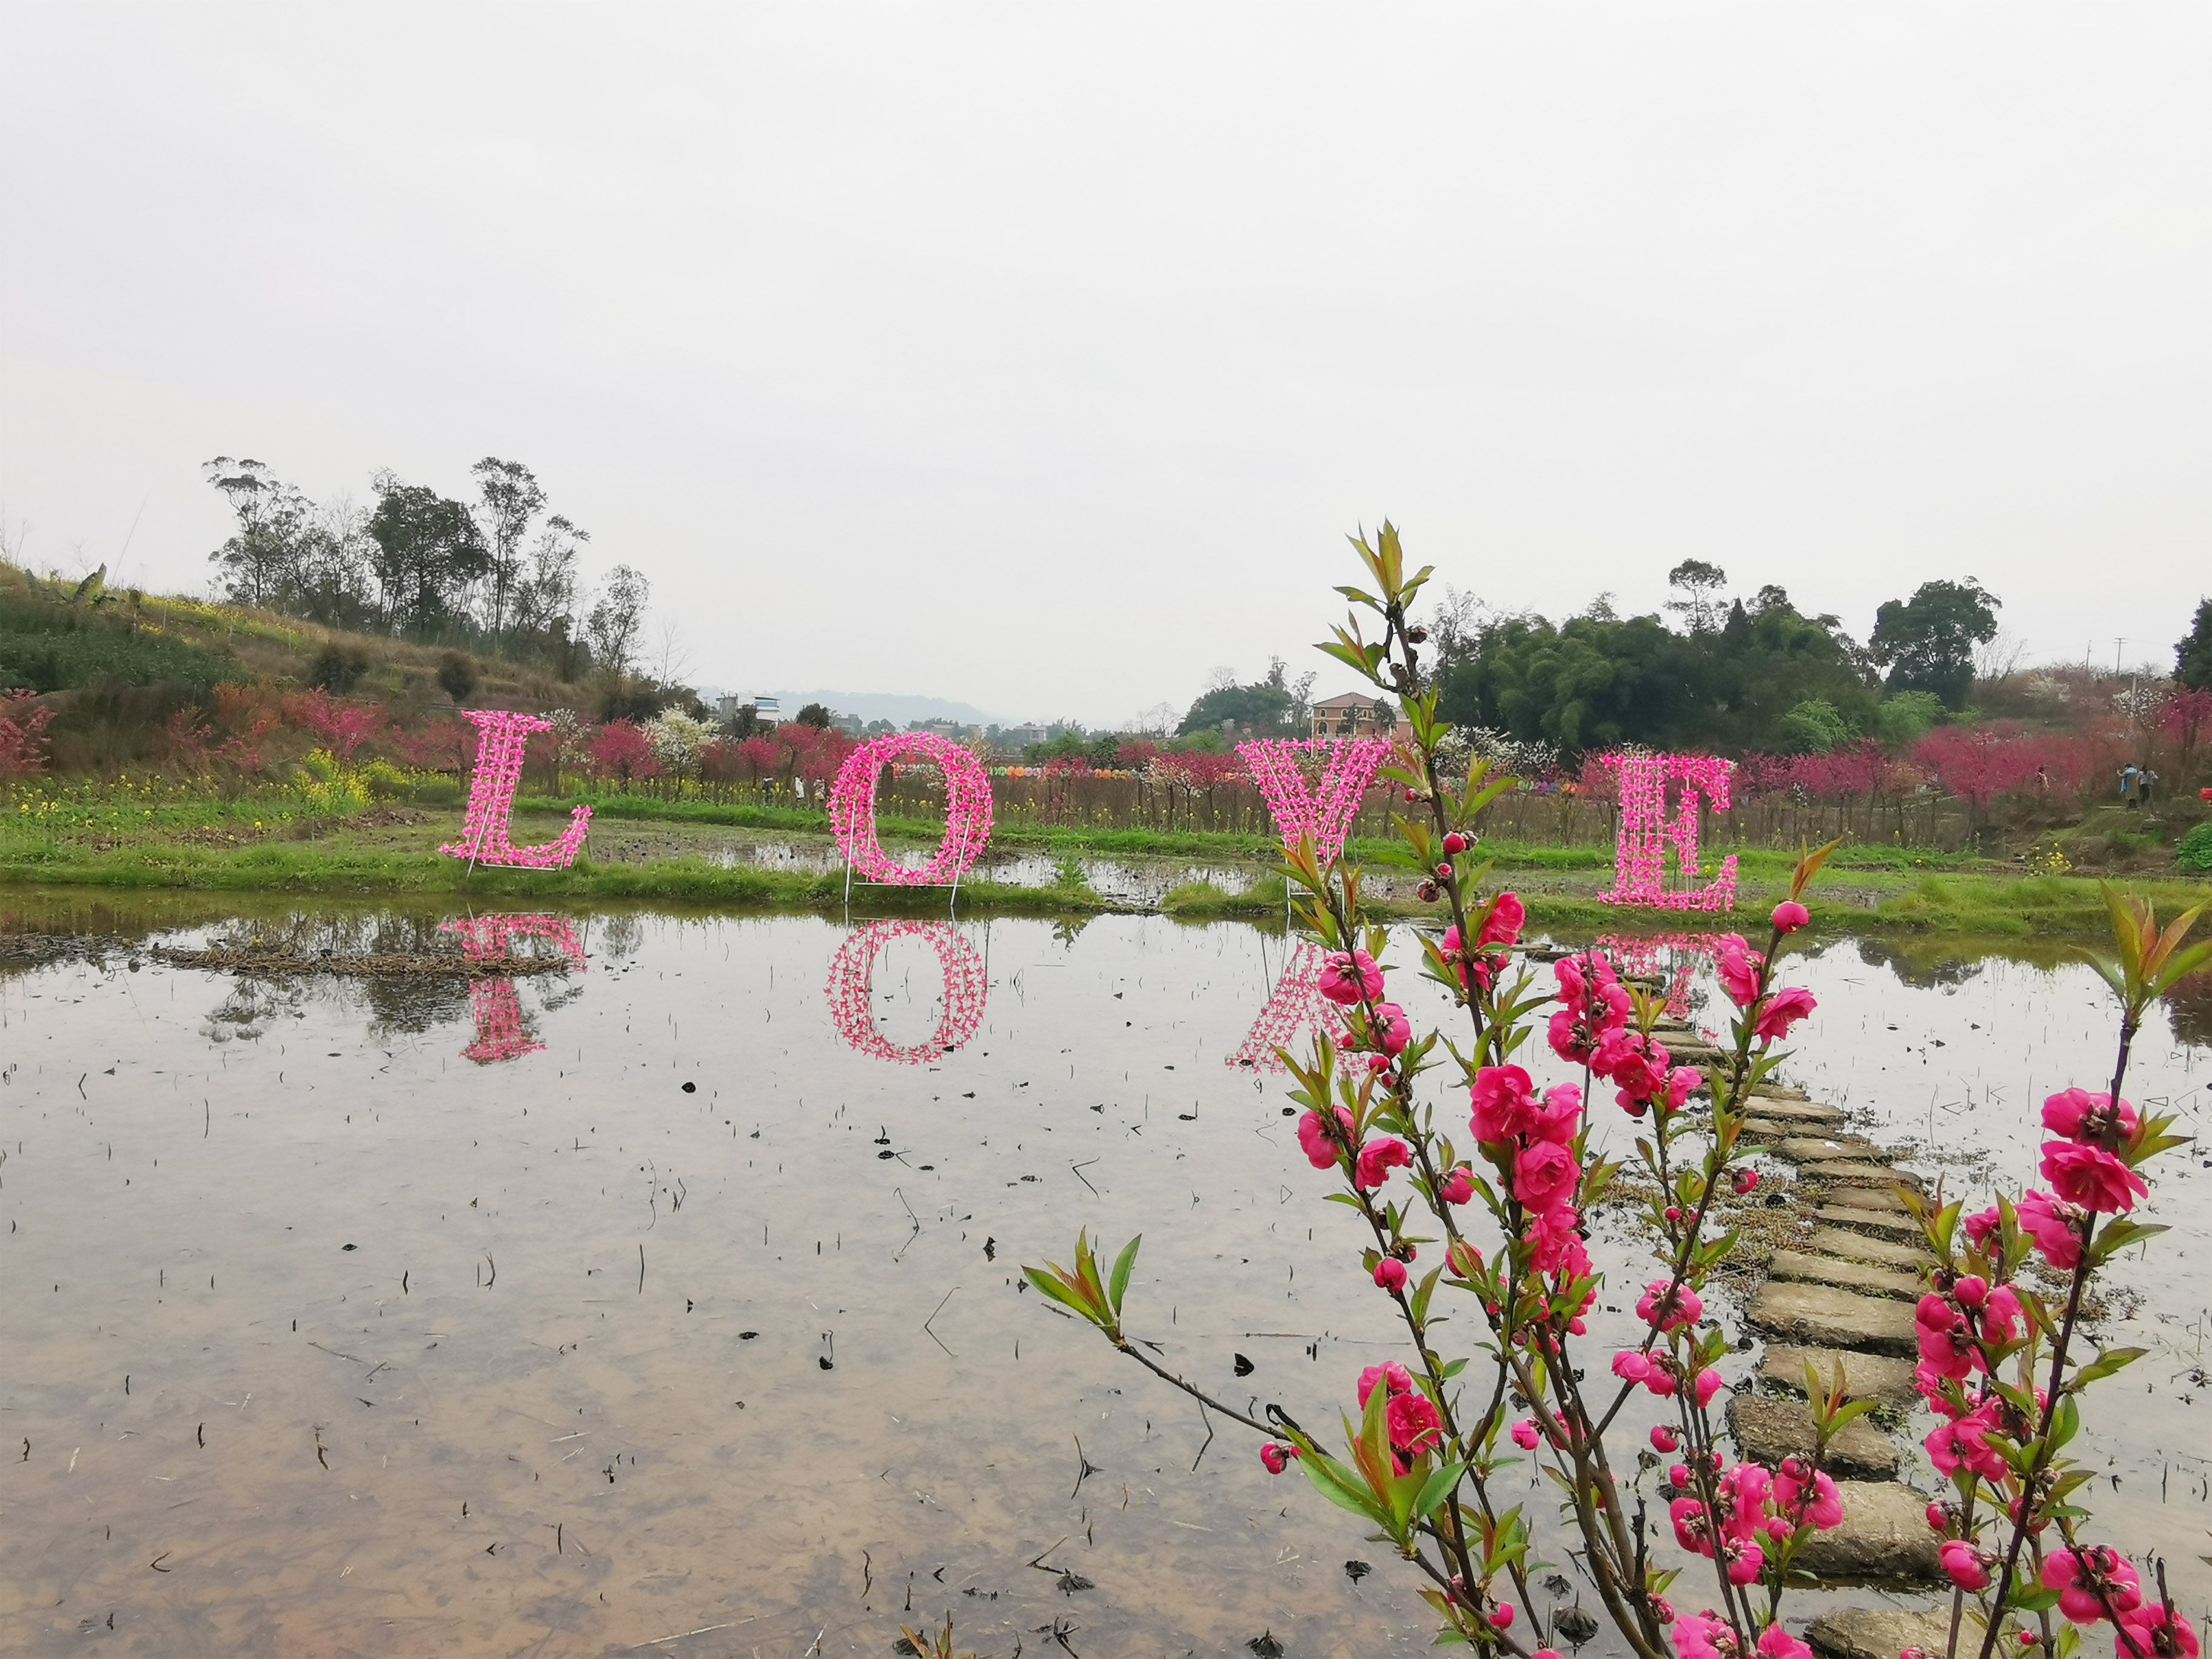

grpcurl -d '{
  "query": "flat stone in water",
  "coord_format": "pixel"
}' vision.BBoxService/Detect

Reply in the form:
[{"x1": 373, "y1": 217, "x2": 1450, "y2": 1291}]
[
  {"x1": 1728, "y1": 1393, "x2": 1900, "y2": 1480},
  {"x1": 1808, "y1": 1608, "x2": 1956, "y2": 1659},
  {"x1": 1817, "y1": 1184, "x2": 1914, "y2": 1213},
  {"x1": 1794, "y1": 1481, "x2": 1943, "y2": 1582},
  {"x1": 1766, "y1": 1247, "x2": 1923, "y2": 1300},
  {"x1": 1797, "y1": 1227, "x2": 1934, "y2": 1272},
  {"x1": 1758, "y1": 1344, "x2": 1920, "y2": 1406},
  {"x1": 1771, "y1": 1135, "x2": 1882, "y2": 1162},
  {"x1": 1815, "y1": 1204, "x2": 1924, "y2": 1242},
  {"x1": 1749, "y1": 1282, "x2": 1919, "y2": 1355},
  {"x1": 1738, "y1": 1095, "x2": 1841, "y2": 1123},
  {"x1": 1799, "y1": 1160, "x2": 1921, "y2": 1190}
]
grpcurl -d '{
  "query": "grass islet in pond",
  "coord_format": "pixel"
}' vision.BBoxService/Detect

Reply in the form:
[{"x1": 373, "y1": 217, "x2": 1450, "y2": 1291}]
[{"x1": 0, "y1": 908, "x2": 2205, "y2": 1654}]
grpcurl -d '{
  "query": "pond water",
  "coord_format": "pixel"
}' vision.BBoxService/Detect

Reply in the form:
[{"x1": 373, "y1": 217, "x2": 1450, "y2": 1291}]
[{"x1": 0, "y1": 902, "x2": 2206, "y2": 1658}]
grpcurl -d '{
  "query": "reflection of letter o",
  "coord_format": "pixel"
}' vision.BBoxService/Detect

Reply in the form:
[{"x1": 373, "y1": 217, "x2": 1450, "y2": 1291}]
[
  {"x1": 826, "y1": 921, "x2": 989, "y2": 1064},
  {"x1": 829, "y1": 734, "x2": 994, "y2": 886}
]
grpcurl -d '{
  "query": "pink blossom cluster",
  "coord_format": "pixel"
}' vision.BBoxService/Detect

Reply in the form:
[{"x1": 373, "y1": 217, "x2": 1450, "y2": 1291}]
[
  {"x1": 1596, "y1": 753, "x2": 1738, "y2": 912},
  {"x1": 1440, "y1": 891, "x2": 1526, "y2": 995},
  {"x1": 1238, "y1": 737, "x2": 1392, "y2": 864},
  {"x1": 828, "y1": 734, "x2": 994, "y2": 886},
  {"x1": 824, "y1": 920, "x2": 988, "y2": 1064},
  {"x1": 1674, "y1": 1610, "x2": 1814, "y2": 1659},
  {"x1": 1715, "y1": 934, "x2": 1818, "y2": 1042},
  {"x1": 1663, "y1": 1452, "x2": 1843, "y2": 1594},
  {"x1": 1547, "y1": 954, "x2": 1703, "y2": 1118},
  {"x1": 439, "y1": 711, "x2": 592, "y2": 870}
]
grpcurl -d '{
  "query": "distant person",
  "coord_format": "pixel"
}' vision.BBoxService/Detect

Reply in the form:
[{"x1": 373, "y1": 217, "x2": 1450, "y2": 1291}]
[
  {"x1": 2140, "y1": 767, "x2": 2159, "y2": 808},
  {"x1": 2119, "y1": 763, "x2": 2140, "y2": 809},
  {"x1": 2035, "y1": 764, "x2": 2051, "y2": 797}
]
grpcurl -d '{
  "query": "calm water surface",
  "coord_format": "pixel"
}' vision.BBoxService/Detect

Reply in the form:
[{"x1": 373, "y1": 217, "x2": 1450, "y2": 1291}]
[{"x1": 0, "y1": 905, "x2": 2205, "y2": 1658}]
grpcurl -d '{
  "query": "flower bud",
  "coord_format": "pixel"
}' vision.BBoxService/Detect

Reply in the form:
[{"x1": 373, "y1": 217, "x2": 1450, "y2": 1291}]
[
  {"x1": 1651, "y1": 1424, "x2": 1678, "y2": 1453},
  {"x1": 1732, "y1": 1169, "x2": 1760, "y2": 1195},
  {"x1": 1954, "y1": 1275, "x2": 1988, "y2": 1309},
  {"x1": 1443, "y1": 831, "x2": 1468, "y2": 855},
  {"x1": 1771, "y1": 900, "x2": 1811, "y2": 934},
  {"x1": 1373, "y1": 1258, "x2": 1409, "y2": 1293}
]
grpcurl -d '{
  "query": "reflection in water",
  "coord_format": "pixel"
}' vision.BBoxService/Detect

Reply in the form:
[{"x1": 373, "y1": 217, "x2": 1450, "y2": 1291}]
[
  {"x1": 1596, "y1": 931, "x2": 1719, "y2": 1019},
  {"x1": 824, "y1": 919, "x2": 988, "y2": 1063},
  {"x1": 1851, "y1": 934, "x2": 1990, "y2": 989},
  {"x1": 1228, "y1": 938, "x2": 1347, "y2": 1070},
  {"x1": 0, "y1": 903, "x2": 2203, "y2": 1655},
  {"x1": 437, "y1": 914, "x2": 587, "y2": 1064}
]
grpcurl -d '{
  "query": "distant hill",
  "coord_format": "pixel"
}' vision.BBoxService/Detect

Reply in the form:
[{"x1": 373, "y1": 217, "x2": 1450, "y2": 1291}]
[{"x1": 770, "y1": 689, "x2": 1011, "y2": 728}]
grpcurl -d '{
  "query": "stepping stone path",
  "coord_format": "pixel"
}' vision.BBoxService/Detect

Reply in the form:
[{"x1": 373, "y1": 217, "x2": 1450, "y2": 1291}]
[
  {"x1": 1717, "y1": 1074, "x2": 1954, "y2": 1598},
  {"x1": 1729, "y1": 1394, "x2": 1899, "y2": 1480}
]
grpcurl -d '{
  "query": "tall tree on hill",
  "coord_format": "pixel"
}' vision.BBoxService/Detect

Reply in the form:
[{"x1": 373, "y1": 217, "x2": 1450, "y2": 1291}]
[
  {"x1": 1663, "y1": 559, "x2": 1729, "y2": 632},
  {"x1": 367, "y1": 471, "x2": 488, "y2": 635},
  {"x1": 203, "y1": 457, "x2": 312, "y2": 609},
  {"x1": 1868, "y1": 577, "x2": 2000, "y2": 709},
  {"x1": 583, "y1": 563, "x2": 649, "y2": 677},
  {"x1": 2177, "y1": 598, "x2": 2212, "y2": 692},
  {"x1": 471, "y1": 457, "x2": 547, "y2": 637}
]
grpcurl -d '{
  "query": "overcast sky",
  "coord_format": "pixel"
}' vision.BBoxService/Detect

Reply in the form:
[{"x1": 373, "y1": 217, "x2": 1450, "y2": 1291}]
[{"x1": 3, "y1": 6, "x2": 2207, "y2": 724}]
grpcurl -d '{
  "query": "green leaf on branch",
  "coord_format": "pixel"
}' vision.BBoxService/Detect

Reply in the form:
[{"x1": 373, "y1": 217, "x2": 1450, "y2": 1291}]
[
  {"x1": 1107, "y1": 1235, "x2": 1141, "y2": 1319},
  {"x1": 2069, "y1": 1345, "x2": 2148, "y2": 1390}
]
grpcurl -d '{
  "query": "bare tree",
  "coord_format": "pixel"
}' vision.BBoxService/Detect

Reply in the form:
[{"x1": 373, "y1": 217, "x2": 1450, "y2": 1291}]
[
  {"x1": 0, "y1": 504, "x2": 29, "y2": 566},
  {"x1": 649, "y1": 614, "x2": 694, "y2": 687},
  {"x1": 1973, "y1": 627, "x2": 2028, "y2": 683}
]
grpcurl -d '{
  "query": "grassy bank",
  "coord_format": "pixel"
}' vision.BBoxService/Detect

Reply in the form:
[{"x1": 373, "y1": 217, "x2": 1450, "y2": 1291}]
[
  {"x1": 0, "y1": 785, "x2": 2199, "y2": 934},
  {"x1": 0, "y1": 841, "x2": 1124, "y2": 914},
  {"x1": 516, "y1": 792, "x2": 1996, "y2": 876}
]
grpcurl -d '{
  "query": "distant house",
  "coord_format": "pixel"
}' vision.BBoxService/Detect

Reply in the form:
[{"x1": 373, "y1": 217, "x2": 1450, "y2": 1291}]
[
  {"x1": 718, "y1": 693, "x2": 781, "y2": 725},
  {"x1": 1000, "y1": 723, "x2": 1050, "y2": 749},
  {"x1": 1310, "y1": 693, "x2": 1405, "y2": 741}
]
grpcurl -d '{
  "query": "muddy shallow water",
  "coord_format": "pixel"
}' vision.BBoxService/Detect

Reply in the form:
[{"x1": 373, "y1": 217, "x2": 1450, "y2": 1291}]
[{"x1": 0, "y1": 905, "x2": 2205, "y2": 1658}]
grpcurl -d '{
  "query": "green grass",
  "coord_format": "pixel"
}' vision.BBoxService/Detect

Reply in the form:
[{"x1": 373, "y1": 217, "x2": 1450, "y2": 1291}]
[
  {"x1": 517, "y1": 793, "x2": 1994, "y2": 873},
  {"x1": 1868, "y1": 873, "x2": 2212, "y2": 937},
  {"x1": 1161, "y1": 874, "x2": 1290, "y2": 917},
  {"x1": 0, "y1": 840, "x2": 1131, "y2": 914}
]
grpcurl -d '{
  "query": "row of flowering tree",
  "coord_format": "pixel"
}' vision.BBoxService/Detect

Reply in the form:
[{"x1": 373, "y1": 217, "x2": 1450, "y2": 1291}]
[{"x1": 1023, "y1": 526, "x2": 2209, "y2": 1659}]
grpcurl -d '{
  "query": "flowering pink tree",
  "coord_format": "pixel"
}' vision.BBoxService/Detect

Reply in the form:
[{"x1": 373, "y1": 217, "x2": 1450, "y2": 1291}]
[
  {"x1": 588, "y1": 720, "x2": 659, "y2": 787},
  {"x1": 284, "y1": 689, "x2": 381, "y2": 759},
  {"x1": 0, "y1": 691, "x2": 53, "y2": 777},
  {"x1": 1026, "y1": 525, "x2": 2208, "y2": 1659},
  {"x1": 2161, "y1": 688, "x2": 2212, "y2": 780}
]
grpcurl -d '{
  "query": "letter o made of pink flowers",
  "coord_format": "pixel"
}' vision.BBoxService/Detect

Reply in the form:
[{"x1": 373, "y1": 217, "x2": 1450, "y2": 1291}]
[
  {"x1": 828, "y1": 732, "x2": 994, "y2": 885},
  {"x1": 825, "y1": 920, "x2": 989, "y2": 1064}
]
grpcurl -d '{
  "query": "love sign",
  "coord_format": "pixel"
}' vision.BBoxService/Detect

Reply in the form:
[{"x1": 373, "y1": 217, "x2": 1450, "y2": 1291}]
[
  {"x1": 828, "y1": 732, "x2": 994, "y2": 886},
  {"x1": 440, "y1": 711, "x2": 592, "y2": 870},
  {"x1": 1596, "y1": 753, "x2": 1737, "y2": 912},
  {"x1": 1237, "y1": 737, "x2": 1391, "y2": 864}
]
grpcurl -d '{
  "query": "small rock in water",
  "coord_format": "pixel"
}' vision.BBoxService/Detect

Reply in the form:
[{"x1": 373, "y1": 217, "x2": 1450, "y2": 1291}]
[
  {"x1": 1247, "y1": 1634, "x2": 1283, "y2": 1658},
  {"x1": 1344, "y1": 1559, "x2": 1371, "y2": 1582},
  {"x1": 681, "y1": 1081, "x2": 696, "y2": 1093},
  {"x1": 1233, "y1": 1353, "x2": 1255, "y2": 1376}
]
